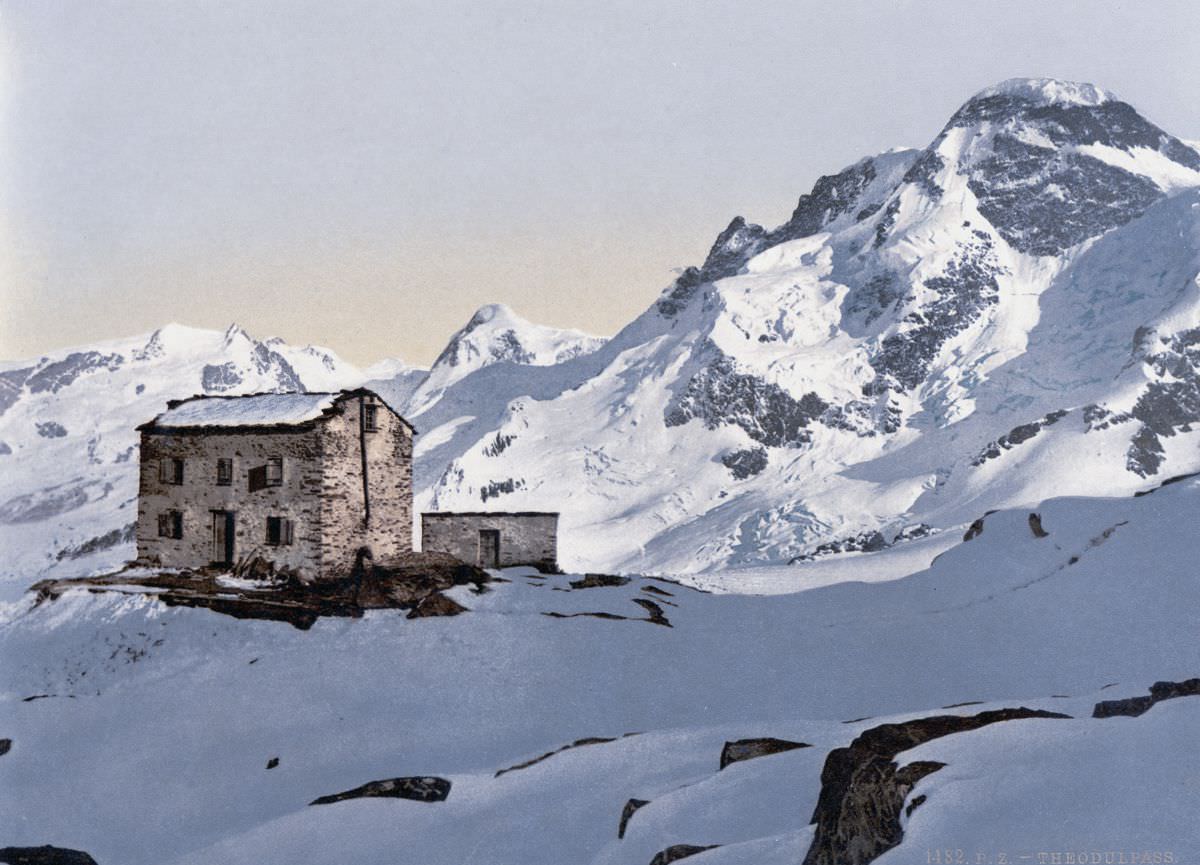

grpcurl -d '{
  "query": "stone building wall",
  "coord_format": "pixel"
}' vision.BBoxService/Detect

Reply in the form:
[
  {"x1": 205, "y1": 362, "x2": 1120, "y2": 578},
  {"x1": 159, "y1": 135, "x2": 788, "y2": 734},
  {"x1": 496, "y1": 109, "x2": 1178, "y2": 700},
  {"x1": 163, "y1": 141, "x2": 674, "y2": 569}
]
[
  {"x1": 317, "y1": 392, "x2": 414, "y2": 576},
  {"x1": 135, "y1": 427, "x2": 326, "y2": 574},
  {"x1": 420, "y1": 512, "x2": 558, "y2": 570}
]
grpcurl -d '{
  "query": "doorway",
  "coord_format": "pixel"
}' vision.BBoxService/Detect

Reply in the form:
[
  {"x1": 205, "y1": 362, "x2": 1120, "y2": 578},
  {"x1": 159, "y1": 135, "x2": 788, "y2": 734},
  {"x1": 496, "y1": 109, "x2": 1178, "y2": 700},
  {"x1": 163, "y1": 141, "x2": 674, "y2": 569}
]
[
  {"x1": 478, "y1": 529, "x2": 500, "y2": 568},
  {"x1": 211, "y1": 511, "x2": 235, "y2": 566}
]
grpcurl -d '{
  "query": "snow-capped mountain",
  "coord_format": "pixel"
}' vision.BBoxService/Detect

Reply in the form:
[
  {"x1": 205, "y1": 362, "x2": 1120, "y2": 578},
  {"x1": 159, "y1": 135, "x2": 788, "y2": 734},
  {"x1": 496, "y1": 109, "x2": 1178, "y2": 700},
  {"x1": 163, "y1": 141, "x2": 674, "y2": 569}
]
[
  {"x1": 6, "y1": 77, "x2": 1200, "y2": 579},
  {"x1": 414, "y1": 78, "x2": 1200, "y2": 572},
  {"x1": 0, "y1": 324, "x2": 364, "y2": 594}
]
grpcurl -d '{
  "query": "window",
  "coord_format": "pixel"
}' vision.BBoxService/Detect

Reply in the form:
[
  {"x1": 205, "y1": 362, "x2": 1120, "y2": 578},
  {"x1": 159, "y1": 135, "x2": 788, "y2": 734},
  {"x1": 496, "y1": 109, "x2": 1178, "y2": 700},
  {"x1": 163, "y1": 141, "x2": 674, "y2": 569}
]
[
  {"x1": 216, "y1": 458, "x2": 233, "y2": 486},
  {"x1": 159, "y1": 458, "x2": 184, "y2": 485},
  {"x1": 265, "y1": 516, "x2": 294, "y2": 546},
  {"x1": 157, "y1": 510, "x2": 183, "y2": 539},
  {"x1": 363, "y1": 403, "x2": 379, "y2": 432},
  {"x1": 249, "y1": 458, "x2": 282, "y2": 492}
]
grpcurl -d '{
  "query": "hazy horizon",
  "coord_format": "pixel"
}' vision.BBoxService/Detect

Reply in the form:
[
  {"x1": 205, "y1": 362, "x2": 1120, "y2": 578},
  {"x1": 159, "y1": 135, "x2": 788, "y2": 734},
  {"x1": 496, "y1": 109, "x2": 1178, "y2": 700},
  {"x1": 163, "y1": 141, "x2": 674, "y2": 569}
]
[{"x1": 2, "y1": 0, "x2": 1198, "y2": 366}]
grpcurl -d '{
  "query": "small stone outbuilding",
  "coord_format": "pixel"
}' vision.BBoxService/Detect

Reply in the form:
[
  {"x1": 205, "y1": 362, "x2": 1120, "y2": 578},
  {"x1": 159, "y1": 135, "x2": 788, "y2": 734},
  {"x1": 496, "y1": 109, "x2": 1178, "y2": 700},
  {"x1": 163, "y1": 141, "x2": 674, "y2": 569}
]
[
  {"x1": 135, "y1": 388, "x2": 414, "y2": 581},
  {"x1": 421, "y1": 512, "x2": 558, "y2": 571}
]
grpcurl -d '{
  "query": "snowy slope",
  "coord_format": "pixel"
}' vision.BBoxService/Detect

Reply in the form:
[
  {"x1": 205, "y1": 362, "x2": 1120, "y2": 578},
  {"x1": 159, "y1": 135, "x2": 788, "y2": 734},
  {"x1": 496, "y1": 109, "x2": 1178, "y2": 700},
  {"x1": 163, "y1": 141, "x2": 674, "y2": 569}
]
[
  {"x1": 412, "y1": 78, "x2": 1200, "y2": 573},
  {"x1": 2, "y1": 473, "x2": 1198, "y2": 864},
  {"x1": 0, "y1": 325, "x2": 365, "y2": 595}
]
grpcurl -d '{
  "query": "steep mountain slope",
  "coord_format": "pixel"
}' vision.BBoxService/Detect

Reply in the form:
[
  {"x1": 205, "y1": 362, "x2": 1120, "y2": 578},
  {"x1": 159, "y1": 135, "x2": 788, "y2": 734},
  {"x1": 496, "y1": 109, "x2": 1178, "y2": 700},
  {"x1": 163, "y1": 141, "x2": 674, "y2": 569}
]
[
  {"x1": 0, "y1": 325, "x2": 364, "y2": 595},
  {"x1": 415, "y1": 78, "x2": 1200, "y2": 573}
]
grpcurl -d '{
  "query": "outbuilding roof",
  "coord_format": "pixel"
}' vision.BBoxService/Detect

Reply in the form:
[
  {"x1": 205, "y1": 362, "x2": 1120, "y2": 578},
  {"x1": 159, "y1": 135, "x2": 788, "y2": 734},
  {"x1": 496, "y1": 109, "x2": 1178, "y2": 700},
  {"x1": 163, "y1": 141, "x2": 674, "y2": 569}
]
[{"x1": 138, "y1": 388, "x2": 414, "y2": 432}]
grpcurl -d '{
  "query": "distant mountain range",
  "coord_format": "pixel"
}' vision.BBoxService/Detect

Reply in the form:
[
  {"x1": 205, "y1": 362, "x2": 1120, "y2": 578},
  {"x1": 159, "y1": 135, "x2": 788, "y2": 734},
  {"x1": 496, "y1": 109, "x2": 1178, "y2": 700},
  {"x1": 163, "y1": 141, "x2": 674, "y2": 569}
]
[{"x1": 4, "y1": 77, "x2": 1200, "y2": 583}]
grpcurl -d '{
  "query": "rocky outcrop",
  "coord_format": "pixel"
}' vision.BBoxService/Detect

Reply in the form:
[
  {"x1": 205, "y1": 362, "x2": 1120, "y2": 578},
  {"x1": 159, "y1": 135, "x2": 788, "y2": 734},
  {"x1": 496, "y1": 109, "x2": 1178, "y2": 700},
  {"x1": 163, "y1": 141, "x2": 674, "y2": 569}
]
[
  {"x1": 0, "y1": 738, "x2": 10, "y2": 756},
  {"x1": 495, "y1": 734, "x2": 636, "y2": 777},
  {"x1": 0, "y1": 848, "x2": 98, "y2": 865},
  {"x1": 802, "y1": 707, "x2": 1070, "y2": 865},
  {"x1": 406, "y1": 591, "x2": 468, "y2": 618},
  {"x1": 721, "y1": 446, "x2": 768, "y2": 480},
  {"x1": 1028, "y1": 513, "x2": 1049, "y2": 538},
  {"x1": 619, "y1": 797, "x2": 650, "y2": 839},
  {"x1": 791, "y1": 525, "x2": 933, "y2": 563},
  {"x1": 1092, "y1": 678, "x2": 1200, "y2": 718},
  {"x1": 971, "y1": 410, "x2": 1069, "y2": 466},
  {"x1": 569, "y1": 573, "x2": 631, "y2": 589},
  {"x1": 648, "y1": 844, "x2": 720, "y2": 865},
  {"x1": 719, "y1": 737, "x2": 810, "y2": 770},
  {"x1": 309, "y1": 775, "x2": 451, "y2": 806},
  {"x1": 631, "y1": 598, "x2": 671, "y2": 627}
]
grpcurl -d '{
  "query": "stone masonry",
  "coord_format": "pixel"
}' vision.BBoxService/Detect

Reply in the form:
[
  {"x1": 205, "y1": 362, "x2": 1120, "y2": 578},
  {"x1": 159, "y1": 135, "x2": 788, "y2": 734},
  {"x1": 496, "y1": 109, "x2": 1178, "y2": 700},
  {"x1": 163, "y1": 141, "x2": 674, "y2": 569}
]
[
  {"x1": 135, "y1": 389, "x2": 413, "y2": 581},
  {"x1": 420, "y1": 512, "x2": 558, "y2": 571}
]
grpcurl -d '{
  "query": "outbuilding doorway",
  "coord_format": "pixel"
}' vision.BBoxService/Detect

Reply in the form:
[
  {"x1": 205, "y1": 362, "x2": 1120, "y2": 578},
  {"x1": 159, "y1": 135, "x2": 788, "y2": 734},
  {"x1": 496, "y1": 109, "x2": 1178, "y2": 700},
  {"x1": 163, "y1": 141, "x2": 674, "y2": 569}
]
[{"x1": 478, "y1": 529, "x2": 500, "y2": 568}]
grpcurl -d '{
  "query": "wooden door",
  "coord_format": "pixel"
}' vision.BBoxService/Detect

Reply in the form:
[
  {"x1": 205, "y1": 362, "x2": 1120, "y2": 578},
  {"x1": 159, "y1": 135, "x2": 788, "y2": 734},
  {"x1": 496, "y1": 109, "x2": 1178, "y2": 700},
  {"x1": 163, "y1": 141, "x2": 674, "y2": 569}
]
[
  {"x1": 478, "y1": 529, "x2": 500, "y2": 568},
  {"x1": 212, "y1": 511, "x2": 235, "y2": 566}
]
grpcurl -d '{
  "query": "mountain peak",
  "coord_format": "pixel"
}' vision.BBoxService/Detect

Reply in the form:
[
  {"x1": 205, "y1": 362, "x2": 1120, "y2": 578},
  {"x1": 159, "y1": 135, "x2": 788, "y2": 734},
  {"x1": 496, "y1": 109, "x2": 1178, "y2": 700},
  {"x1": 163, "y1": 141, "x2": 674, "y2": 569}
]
[{"x1": 969, "y1": 77, "x2": 1116, "y2": 108}]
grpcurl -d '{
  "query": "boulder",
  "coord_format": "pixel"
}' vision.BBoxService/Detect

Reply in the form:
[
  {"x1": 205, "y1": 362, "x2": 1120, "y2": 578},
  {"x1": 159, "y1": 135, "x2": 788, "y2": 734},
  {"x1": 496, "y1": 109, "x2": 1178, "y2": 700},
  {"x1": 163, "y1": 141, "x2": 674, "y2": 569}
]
[
  {"x1": 1093, "y1": 677, "x2": 1200, "y2": 718},
  {"x1": 648, "y1": 844, "x2": 720, "y2": 865},
  {"x1": 719, "y1": 737, "x2": 809, "y2": 770},
  {"x1": 0, "y1": 848, "x2": 98, "y2": 865},
  {"x1": 309, "y1": 775, "x2": 451, "y2": 806}
]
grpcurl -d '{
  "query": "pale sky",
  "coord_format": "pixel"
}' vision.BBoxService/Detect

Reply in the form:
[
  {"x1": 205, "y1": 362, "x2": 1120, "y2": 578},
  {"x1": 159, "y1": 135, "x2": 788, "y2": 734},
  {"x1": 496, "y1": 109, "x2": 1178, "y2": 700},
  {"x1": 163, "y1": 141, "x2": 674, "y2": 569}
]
[{"x1": 1, "y1": 0, "x2": 1197, "y2": 367}]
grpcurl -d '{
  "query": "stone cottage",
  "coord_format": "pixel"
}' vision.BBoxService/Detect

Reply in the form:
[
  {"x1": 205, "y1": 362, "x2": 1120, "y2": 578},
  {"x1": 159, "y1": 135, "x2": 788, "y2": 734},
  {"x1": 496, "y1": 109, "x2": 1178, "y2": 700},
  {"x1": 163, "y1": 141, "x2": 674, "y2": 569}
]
[
  {"x1": 134, "y1": 388, "x2": 414, "y2": 580},
  {"x1": 421, "y1": 511, "x2": 558, "y2": 571}
]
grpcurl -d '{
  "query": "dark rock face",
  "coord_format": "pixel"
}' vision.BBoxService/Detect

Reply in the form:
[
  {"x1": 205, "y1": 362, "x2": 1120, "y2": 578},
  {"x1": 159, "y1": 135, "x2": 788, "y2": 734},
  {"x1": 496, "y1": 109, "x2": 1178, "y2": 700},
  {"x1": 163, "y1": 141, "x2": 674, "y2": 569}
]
[
  {"x1": 266, "y1": 756, "x2": 279, "y2": 770},
  {"x1": 631, "y1": 597, "x2": 672, "y2": 627},
  {"x1": 405, "y1": 591, "x2": 467, "y2": 618},
  {"x1": 648, "y1": 844, "x2": 721, "y2": 865},
  {"x1": 803, "y1": 707, "x2": 1070, "y2": 865},
  {"x1": 490, "y1": 330, "x2": 536, "y2": 365},
  {"x1": 310, "y1": 775, "x2": 451, "y2": 806},
  {"x1": 656, "y1": 158, "x2": 887, "y2": 317},
  {"x1": 0, "y1": 848, "x2": 98, "y2": 865},
  {"x1": 721, "y1": 446, "x2": 768, "y2": 479},
  {"x1": 718, "y1": 737, "x2": 810, "y2": 770},
  {"x1": 971, "y1": 410, "x2": 1069, "y2": 466},
  {"x1": 901, "y1": 150, "x2": 945, "y2": 200},
  {"x1": 666, "y1": 346, "x2": 827, "y2": 447},
  {"x1": 869, "y1": 232, "x2": 1002, "y2": 392},
  {"x1": 0, "y1": 367, "x2": 32, "y2": 417},
  {"x1": 792, "y1": 525, "x2": 933, "y2": 563},
  {"x1": 35, "y1": 422, "x2": 67, "y2": 439},
  {"x1": 54, "y1": 524, "x2": 136, "y2": 562},
  {"x1": 26, "y1": 352, "x2": 124, "y2": 395},
  {"x1": 1125, "y1": 328, "x2": 1200, "y2": 477},
  {"x1": 201, "y1": 362, "x2": 243, "y2": 392},
  {"x1": 968, "y1": 135, "x2": 1160, "y2": 256},
  {"x1": 1092, "y1": 678, "x2": 1200, "y2": 718},
  {"x1": 619, "y1": 798, "x2": 650, "y2": 839},
  {"x1": 480, "y1": 478, "x2": 525, "y2": 502},
  {"x1": 946, "y1": 93, "x2": 1197, "y2": 257},
  {"x1": 0, "y1": 738, "x2": 10, "y2": 756}
]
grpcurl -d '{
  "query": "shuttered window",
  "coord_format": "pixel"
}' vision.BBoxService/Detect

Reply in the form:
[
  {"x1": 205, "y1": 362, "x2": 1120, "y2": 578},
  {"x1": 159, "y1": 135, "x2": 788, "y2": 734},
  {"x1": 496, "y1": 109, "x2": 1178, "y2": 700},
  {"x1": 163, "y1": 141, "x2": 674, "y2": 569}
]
[
  {"x1": 216, "y1": 458, "x2": 233, "y2": 486},
  {"x1": 157, "y1": 510, "x2": 183, "y2": 539},
  {"x1": 265, "y1": 457, "x2": 283, "y2": 487},
  {"x1": 363, "y1": 404, "x2": 379, "y2": 432},
  {"x1": 159, "y1": 458, "x2": 184, "y2": 485},
  {"x1": 266, "y1": 516, "x2": 294, "y2": 546}
]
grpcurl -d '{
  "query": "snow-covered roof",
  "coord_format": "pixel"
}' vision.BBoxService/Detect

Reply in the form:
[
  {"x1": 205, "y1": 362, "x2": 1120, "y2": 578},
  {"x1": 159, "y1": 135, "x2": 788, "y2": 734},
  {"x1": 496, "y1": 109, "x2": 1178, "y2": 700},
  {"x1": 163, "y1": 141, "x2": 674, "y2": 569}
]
[
  {"x1": 146, "y1": 392, "x2": 339, "y2": 429},
  {"x1": 139, "y1": 389, "x2": 413, "y2": 431}
]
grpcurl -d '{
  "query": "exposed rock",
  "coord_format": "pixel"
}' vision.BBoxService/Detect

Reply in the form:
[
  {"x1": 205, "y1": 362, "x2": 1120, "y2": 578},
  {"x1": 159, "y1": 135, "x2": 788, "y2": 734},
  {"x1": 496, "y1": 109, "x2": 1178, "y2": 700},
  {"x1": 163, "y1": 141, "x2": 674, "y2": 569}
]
[
  {"x1": 971, "y1": 410, "x2": 1069, "y2": 466},
  {"x1": 35, "y1": 421, "x2": 68, "y2": 439},
  {"x1": 55, "y1": 524, "x2": 136, "y2": 562},
  {"x1": 641, "y1": 584, "x2": 673, "y2": 597},
  {"x1": 1092, "y1": 678, "x2": 1200, "y2": 719},
  {"x1": 619, "y1": 797, "x2": 650, "y2": 839},
  {"x1": 719, "y1": 737, "x2": 810, "y2": 770},
  {"x1": 648, "y1": 844, "x2": 720, "y2": 865},
  {"x1": 201, "y1": 362, "x2": 243, "y2": 392},
  {"x1": 0, "y1": 738, "x2": 10, "y2": 756},
  {"x1": 266, "y1": 757, "x2": 279, "y2": 770},
  {"x1": 631, "y1": 598, "x2": 671, "y2": 627},
  {"x1": 666, "y1": 345, "x2": 827, "y2": 448},
  {"x1": 569, "y1": 573, "x2": 631, "y2": 589},
  {"x1": 803, "y1": 707, "x2": 1070, "y2": 865},
  {"x1": 26, "y1": 351, "x2": 124, "y2": 394},
  {"x1": 1028, "y1": 513, "x2": 1049, "y2": 538},
  {"x1": 721, "y1": 446, "x2": 768, "y2": 480},
  {"x1": 0, "y1": 848, "x2": 98, "y2": 865},
  {"x1": 31, "y1": 552, "x2": 490, "y2": 631},
  {"x1": 495, "y1": 735, "x2": 627, "y2": 777},
  {"x1": 480, "y1": 477, "x2": 525, "y2": 502},
  {"x1": 1126, "y1": 327, "x2": 1200, "y2": 477},
  {"x1": 310, "y1": 775, "x2": 451, "y2": 806},
  {"x1": 406, "y1": 591, "x2": 467, "y2": 618},
  {"x1": 792, "y1": 525, "x2": 933, "y2": 563}
]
